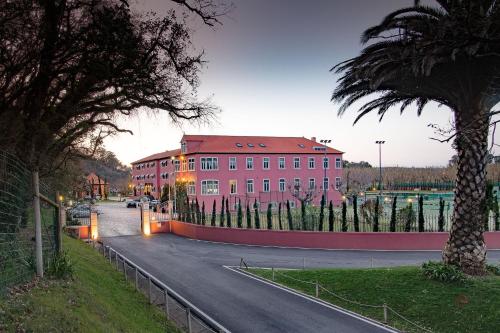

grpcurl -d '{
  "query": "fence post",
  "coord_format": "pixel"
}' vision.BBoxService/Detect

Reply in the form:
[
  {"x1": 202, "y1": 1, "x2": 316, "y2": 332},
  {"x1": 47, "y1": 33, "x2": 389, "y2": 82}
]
[
  {"x1": 32, "y1": 170, "x2": 44, "y2": 278},
  {"x1": 186, "y1": 308, "x2": 192, "y2": 333},
  {"x1": 164, "y1": 289, "x2": 170, "y2": 319},
  {"x1": 315, "y1": 281, "x2": 319, "y2": 298},
  {"x1": 383, "y1": 303, "x2": 388, "y2": 324}
]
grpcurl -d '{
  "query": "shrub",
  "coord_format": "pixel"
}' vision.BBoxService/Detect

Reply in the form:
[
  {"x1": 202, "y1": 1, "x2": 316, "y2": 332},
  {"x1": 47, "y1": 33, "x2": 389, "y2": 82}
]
[
  {"x1": 225, "y1": 197, "x2": 231, "y2": 228},
  {"x1": 389, "y1": 196, "x2": 397, "y2": 232},
  {"x1": 373, "y1": 196, "x2": 379, "y2": 232},
  {"x1": 286, "y1": 200, "x2": 293, "y2": 230},
  {"x1": 211, "y1": 200, "x2": 216, "y2": 226},
  {"x1": 254, "y1": 199, "x2": 260, "y2": 229},
  {"x1": 341, "y1": 200, "x2": 347, "y2": 232},
  {"x1": 237, "y1": 199, "x2": 243, "y2": 228},
  {"x1": 418, "y1": 195, "x2": 425, "y2": 232},
  {"x1": 318, "y1": 195, "x2": 325, "y2": 231},
  {"x1": 486, "y1": 264, "x2": 500, "y2": 276},
  {"x1": 328, "y1": 200, "x2": 334, "y2": 232},
  {"x1": 278, "y1": 202, "x2": 283, "y2": 230},
  {"x1": 47, "y1": 251, "x2": 74, "y2": 279},
  {"x1": 267, "y1": 203, "x2": 273, "y2": 229},
  {"x1": 246, "y1": 202, "x2": 252, "y2": 228},
  {"x1": 353, "y1": 195, "x2": 359, "y2": 232},
  {"x1": 421, "y1": 261, "x2": 466, "y2": 283},
  {"x1": 220, "y1": 196, "x2": 225, "y2": 227},
  {"x1": 438, "y1": 197, "x2": 445, "y2": 232},
  {"x1": 201, "y1": 201, "x2": 206, "y2": 225}
]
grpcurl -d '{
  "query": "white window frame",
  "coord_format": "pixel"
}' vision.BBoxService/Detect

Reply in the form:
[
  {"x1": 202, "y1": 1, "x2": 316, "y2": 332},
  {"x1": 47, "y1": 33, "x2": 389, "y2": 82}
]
[
  {"x1": 293, "y1": 157, "x2": 300, "y2": 169},
  {"x1": 262, "y1": 157, "x2": 270, "y2": 170},
  {"x1": 174, "y1": 160, "x2": 180, "y2": 172},
  {"x1": 323, "y1": 157, "x2": 329, "y2": 169},
  {"x1": 335, "y1": 157, "x2": 342, "y2": 169},
  {"x1": 229, "y1": 157, "x2": 237, "y2": 170},
  {"x1": 246, "y1": 179, "x2": 254, "y2": 193},
  {"x1": 181, "y1": 142, "x2": 187, "y2": 154},
  {"x1": 246, "y1": 157, "x2": 254, "y2": 170},
  {"x1": 308, "y1": 157, "x2": 315, "y2": 169},
  {"x1": 229, "y1": 180, "x2": 237, "y2": 194},
  {"x1": 278, "y1": 157, "x2": 285, "y2": 169},
  {"x1": 335, "y1": 177, "x2": 341, "y2": 190},
  {"x1": 309, "y1": 178, "x2": 316, "y2": 190},
  {"x1": 323, "y1": 177, "x2": 329, "y2": 191},
  {"x1": 200, "y1": 157, "x2": 219, "y2": 171},
  {"x1": 187, "y1": 181, "x2": 196, "y2": 195},
  {"x1": 279, "y1": 178, "x2": 286, "y2": 192},
  {"x1": 181, "y1": 159, "x2": 187, "y2": 171},
  {"x1": 201, "y1": 180, "x2": 219, "y2": 195},
  {"x1": 289, "y1": 201, "x2": 296, "y2": 208},
  {"x1": 263, "y1": 179, "x2": 270, "y2": 192},
  {"x1": 188, "y1": 158, "x2": 195, "y2": 171}
]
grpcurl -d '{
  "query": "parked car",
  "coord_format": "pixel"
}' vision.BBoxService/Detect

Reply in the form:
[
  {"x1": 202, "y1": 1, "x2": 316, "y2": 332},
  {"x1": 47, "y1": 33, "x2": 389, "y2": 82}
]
[{"x1": 126, "y1": 200, "x2": 137, "y2": 208}]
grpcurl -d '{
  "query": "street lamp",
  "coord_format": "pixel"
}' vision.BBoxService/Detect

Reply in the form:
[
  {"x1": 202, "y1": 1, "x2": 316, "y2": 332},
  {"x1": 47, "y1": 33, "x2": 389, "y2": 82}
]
[
  {"x1": 375, "y1": 140, "x2": 385, "y2": 196},
  {"x1": 170, "y1": 156, "x2": 177, "y2": 215},
  {"x1": 320, "y1": 139, "x2": 331, "y2": 202}
]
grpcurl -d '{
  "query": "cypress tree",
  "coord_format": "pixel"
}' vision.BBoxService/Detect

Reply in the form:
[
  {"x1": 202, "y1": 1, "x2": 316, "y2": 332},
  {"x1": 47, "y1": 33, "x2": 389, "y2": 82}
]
[
  {"x1": 191, "y1": 199, "x2": 196, "y2": 224},
  {"x1": 494, "y1": 194, "x2": 500, "y2": 231},
  {"x1": 328, "y1": 200, "x2": 334, "y2": 232},
  {"x1": 267, "y1": 203, "x2": 273, "y2": 229},
  {"x1": 390, "y1": 196, "x2": 397, "y2": 232},
  {"x1": 201, "y1": 201, "x2": 206, "y2": 225},
  {"x1": 254, "y1": 199, "x2": 260, "y2": 229},
  {"x1": 186, "y1": 196, "x2": 192, "y2": 223},
  {"x1": 195, "y1": 198, "x2": 201, "y2": 225},
  {"x1": 353, "y1": 195, "x2": 359, "y2": 232},
  {"x1": 341, "y1": 200, "x2": 347, "y2": 232},
  {"x1": 226, "y1": 197, "x2": 231, "y2": 228},
  {"x1": 278, "y1": 202, "x2": 283, "y2": 230},
  {"x1": 211, "y1": 200, "x2": 216, "y2": 226},
  {"x1": 286, "y1": 200, "x2": 293, "y2": 230},
  {"x1": 301, "y1": 200, "x2": 307, "y2": 230},
  {"x1": 246, "y1": 202, "x2": 252, "y2": 228},
  {"x1": 319, "y1": 194, "x2": 325, "y2": 231},
  {"x1": 404, "y1": 202, "x2": 414, "y2": 232},
  {"x1": 237, "y1": 199, "x2": 243, "y2": 228},
  {"x1": 373, "y1": 196, "x2": 379, "y2": 232},
  {"x1": 418, "y1": 195, "x2": 425, "y2": 232},
  {"x1": 438, "y1": 197, "x2": 445, "y2": 232},
  {"x1": 220, "y1": 196, "x2": 225, "y2": 227}
]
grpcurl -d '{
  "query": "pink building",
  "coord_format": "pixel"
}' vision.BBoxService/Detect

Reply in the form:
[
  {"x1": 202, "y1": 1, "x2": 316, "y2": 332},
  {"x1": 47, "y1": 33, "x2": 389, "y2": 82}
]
[{"x1": 131, "y1": 135, "x2": 344, "y2": 210}]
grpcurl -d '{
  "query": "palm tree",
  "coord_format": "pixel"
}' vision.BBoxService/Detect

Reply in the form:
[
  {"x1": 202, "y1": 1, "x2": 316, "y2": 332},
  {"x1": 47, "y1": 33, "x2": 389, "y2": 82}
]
[{"x1": 332, "y1": 1, "x2": 500, "y2": 274}]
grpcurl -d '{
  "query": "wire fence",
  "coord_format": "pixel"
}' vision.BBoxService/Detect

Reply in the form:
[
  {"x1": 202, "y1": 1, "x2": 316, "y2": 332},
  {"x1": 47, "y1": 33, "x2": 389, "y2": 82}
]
[
  {"x1": 0, "y1": 151, "x2": 58, "y2": 295},
  {"x1": 240, "y1": 260, "x2": 433, "y2": 333}
]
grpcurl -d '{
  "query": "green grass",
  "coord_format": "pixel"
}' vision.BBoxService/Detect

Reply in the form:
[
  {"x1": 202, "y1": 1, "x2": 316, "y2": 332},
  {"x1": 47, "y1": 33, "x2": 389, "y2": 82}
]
[
  {"x1": 0, "y1": 235, "x2": 179, "y2": 333},
  {"x1": 248, "y1": 267, "x2": 500, "y2": 333}
]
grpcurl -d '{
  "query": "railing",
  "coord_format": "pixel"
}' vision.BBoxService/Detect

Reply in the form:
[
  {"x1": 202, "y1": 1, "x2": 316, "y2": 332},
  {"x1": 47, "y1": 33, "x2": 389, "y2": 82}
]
[{"x1": 99, "y1": 243, "x2": 229, "y2": 333}]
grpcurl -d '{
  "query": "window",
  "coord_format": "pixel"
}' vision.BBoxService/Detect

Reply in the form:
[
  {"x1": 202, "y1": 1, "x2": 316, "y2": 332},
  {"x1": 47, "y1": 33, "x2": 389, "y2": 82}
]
[
  {"x1": 259, "y1": 143, "x2": 266, "y2": 147},
  {"x1": 188, "y1": 158, "x2": 195, "y2": 171},
  {"x1": 335, "y1": 177, "x2": 341, "y2": 190},
  {"x1": 279, "y1": 157, "x2": 285, "y2": 169},
  {"x1": 335, "y1": 157, "x2": 342, "y2": 169},
  {"x1": 323, "y1": 177, "x2": 329, "y2": 191},
  {"x1": 200, "y1": 157, "x2": 218, "y2": 170},
  {"x1": 181, "y1": 142, "x2": 187, "y2": 153},
  {"x1": 246, "y1": 179, "x2": 254, "y2": 193},
  {"x1": 298, "y1": 144, "x2": 305, "y2": 148},
  {"x1": 181, "y1": 159, "x2": 187, "y2": 171},
  {"x1": 263, "y1": 157, "x2": 270, "y2": 170},
  {"x1": 279, "y1": 178, "x2": 286, "y2": 192},
  {"x1": 289, "y1": 201, "x2": 296, "y2": 208},
  {"x1": 308, "y1": 157, "x2": 315, "y2": 169},
  {"x1": 201, "y1": 180, "x2": 219, "y2": 195},
  {"x1": 293, "y1": 157, "x2": 300, "y2": 169},
  {"x1": 323, "y1": 157, "x2": 329, "y2": 169},
  {"x1": 229, "y1": 180, "x2": 237, "y2": 194},
  {"x1": 174, "y1": 160, "x2": 180, "y2": 172},
  {"x1": 246, "y1": 157, "x2": 254, "y2": 170},
  {"x1": 151, "y1": 162, "x2": 156, "y2": 167},
  {"x1": 309, "y1": 178, "x2": 316, "y2": 190},
  {"x1": 314, "y1": 146, "x2": 326, "y2": 151},
  {"x1": 187, "y1": 181, "x2": 196, "y2": 195},
  {"x1": 247, "y1": 143, "x2": 254, "y2": 147},
  {"x1": 229, "y1": 157, "x2": 237, "y2": 170},
  {"x1": 236, "y1": 143, "x2": 243, "y2": 148},
  {"x1": 263, "y1": 179, "x2": 270, "y2": 192},
  {"x1": 294, "y1": 178, "x2": 301, "y2": 190}
]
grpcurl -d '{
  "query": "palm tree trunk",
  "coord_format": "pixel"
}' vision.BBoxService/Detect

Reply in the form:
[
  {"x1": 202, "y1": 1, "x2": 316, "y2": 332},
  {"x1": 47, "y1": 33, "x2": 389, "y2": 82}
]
[{"x1": 443, "y1": 111, "x2": 489, "y2": 275}]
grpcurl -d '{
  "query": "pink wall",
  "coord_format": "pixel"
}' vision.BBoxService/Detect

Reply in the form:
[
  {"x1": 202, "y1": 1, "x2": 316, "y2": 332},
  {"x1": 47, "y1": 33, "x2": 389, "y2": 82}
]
[{"x1": 160, "y1": 221, "x2": 500, "y2": 251}]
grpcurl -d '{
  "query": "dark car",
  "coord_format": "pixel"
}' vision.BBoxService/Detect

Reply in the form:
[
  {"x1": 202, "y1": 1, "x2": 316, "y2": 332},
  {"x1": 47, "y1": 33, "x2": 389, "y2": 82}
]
[{"x1": 126, "y1": 200, "x2": 137, "y2": 208}]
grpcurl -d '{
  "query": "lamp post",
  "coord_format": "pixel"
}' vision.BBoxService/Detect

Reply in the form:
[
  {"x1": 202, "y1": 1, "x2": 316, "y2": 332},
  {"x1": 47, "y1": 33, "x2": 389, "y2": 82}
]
[
  {"x1": 320, "y1": 139, "x2": 331, "y2": 202},
  {"x1": 375, "y1": 140, "x2": 385, "y2": 196},
  {"x1": 170, "y1": 156, "x2": 177, "y2": 215}
]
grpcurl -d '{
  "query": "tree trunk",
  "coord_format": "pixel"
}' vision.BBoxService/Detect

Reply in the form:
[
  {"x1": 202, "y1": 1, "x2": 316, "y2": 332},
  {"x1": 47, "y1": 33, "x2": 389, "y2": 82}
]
[{"x1": 443, "y1": 110, "x2": 489, "y2": 275}]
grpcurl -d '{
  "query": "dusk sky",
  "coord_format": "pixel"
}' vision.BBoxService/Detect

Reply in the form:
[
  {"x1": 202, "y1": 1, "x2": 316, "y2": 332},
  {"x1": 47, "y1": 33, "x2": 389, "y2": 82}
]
[{"x1": 104, "y1": 0, "x2": 499, "y2": 167}]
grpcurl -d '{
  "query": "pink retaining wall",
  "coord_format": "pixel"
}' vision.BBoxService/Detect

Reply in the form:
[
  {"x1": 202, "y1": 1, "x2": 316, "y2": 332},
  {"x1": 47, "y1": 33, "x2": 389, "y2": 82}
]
[{"x1": 162, "y1": 221, "x2": 500, "y2": 251}]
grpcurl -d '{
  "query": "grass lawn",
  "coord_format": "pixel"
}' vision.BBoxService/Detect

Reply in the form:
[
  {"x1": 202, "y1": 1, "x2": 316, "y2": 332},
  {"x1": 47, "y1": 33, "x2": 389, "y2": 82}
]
[
  {"x1": 249, "y1": 266, "x2": 500, "y2": 333},
  {"x1": 0, "y1": 235, "x2": 179, "y2": 333}
]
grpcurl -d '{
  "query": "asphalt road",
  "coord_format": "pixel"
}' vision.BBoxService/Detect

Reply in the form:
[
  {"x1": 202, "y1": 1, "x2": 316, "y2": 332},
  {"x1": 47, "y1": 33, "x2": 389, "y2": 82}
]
[{"x1": 98, "y1": 202, "x2": 500, "y2": 333}]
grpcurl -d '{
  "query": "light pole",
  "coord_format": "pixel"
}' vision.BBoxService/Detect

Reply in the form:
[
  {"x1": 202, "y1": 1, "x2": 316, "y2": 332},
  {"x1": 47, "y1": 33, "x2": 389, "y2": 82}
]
[
  {"x1": 320, "y1": 139, "x2": 331, "y2": 202},
  {"x1": 375, "y1": 140, "x2": 385, "y2": 196},
  {"x1": 170, "y1": 156, "x2": 177, "y2": 215}
]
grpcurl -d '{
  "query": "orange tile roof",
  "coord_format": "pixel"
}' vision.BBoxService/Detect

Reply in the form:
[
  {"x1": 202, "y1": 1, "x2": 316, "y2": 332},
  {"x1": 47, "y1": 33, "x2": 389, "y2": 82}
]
[
  {"x1": 131, "y1": 149, "x2": 181, "y2": 164},
  {"x1": 182, "y1": 135, "x2": 343, "y2": 154}
]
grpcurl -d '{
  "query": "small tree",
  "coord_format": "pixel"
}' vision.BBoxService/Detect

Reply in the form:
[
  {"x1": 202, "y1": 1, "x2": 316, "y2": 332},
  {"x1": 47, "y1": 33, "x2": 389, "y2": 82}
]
[
  {"x1": 220, "y1": 196, "x2": 225, "y2": 227},
  {"x1": 390, "y1": 196, "x2": 397, "y2": 232},
  {"x1": 246, "y1": 201, "x2": 252, "y2": 229},
  {"x1": 341, "y1": 200, "x2": 347, "y2": 232},
  {"x1": 318, "y1": 194, "x2": 325, "y2": 231},
  {"x1": 286, "y1": 200, "x2": 293, "y2": 230},
  {"x1": 373, "y1": 196, "x2": 379, "y2": 232},
  {"x1": 353, "y1": 195, "x2": 359, "y2": 232},
  {"x1": 418, "y1": 195, "x2": 425, "y2": 232},
  {"x1": 201, "y1": 201, "x2": 206, "y2": 226},
  {"x1": 438, "y1": 197, "x2": 445, "y2": 232},
  {"x1": 278, "y1": 202, "x2": 283, "y2": 230},
  {"x1": 267, "y1": 203, "x2": 273, "y2": 229},
  {"x1": 226, "y1": 197, "x2": 231, "y2": 228},
  {"x1": 237, "y1": 199, "x2": 243, "y2": 228},
  {"x1": 195, "y1": 198, "x2": 201, "y2": 225},
  {"x1": 300, "y1": 201, "x2": 307, "y2": 230},
  {"x1": 254, "y1": 199, "x2": 260, "y2": 229},
  {"x1": 211, "y1": 200, "x2": 216, "y2": 227},
  {"x1": 404, "y1": 203, "x2": 415, "y2": 232},
  {"x1": 191, "y1": 200, "x2": 196, "y2": 224},
  {"x1": 328, "y1": 200, "x2": 334, "y2": 232}
]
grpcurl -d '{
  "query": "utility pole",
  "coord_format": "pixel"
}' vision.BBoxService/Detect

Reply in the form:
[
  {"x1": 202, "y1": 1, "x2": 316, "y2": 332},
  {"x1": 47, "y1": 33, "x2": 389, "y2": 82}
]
[
  {"x1": 375, "y1": 141, "x2": 385, "y2": 196},
  {"x1": 320, "y1": 139, "x2": 331, "y2": 202},
  {"x1": 32, "y1": 171, "x2": 43, "y2": 277}
]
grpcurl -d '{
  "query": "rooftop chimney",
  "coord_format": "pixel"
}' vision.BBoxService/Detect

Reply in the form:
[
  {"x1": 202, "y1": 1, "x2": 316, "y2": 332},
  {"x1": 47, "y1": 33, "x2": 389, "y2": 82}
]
[{"x1": 311, "y1": 137, "x2": 317, "y2": 142}]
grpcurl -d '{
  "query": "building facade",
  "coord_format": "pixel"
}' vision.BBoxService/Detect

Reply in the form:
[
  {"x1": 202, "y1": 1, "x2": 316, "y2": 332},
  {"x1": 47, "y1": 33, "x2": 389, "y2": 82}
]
[{"x1": 131, "y1": 135, "x2": 344, "y2": 210}]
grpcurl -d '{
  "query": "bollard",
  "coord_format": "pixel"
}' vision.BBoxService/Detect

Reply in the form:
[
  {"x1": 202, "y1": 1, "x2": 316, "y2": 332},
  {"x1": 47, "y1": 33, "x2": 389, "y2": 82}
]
[
  {"x1": 383, "y1": 303, "x2": 388, "y2": 323},
  {"x1": 186, "y1": 308, "x2": 192, "y2": 333},
  {"x1": 164, "y1": 290, "x2": 170, "y2": 319},
  {"x1": 148, "y1": 276, "x2": 152, "y2": 303},
  {"x1": 135, "y1": 267, "x2": 138, "y2": 290},
  {"x1": 272, "y1": 267, "x2": 275, "y2": 281},
  {"x1": 315, "y1": 281, "x2": 319, "y2": 298}
]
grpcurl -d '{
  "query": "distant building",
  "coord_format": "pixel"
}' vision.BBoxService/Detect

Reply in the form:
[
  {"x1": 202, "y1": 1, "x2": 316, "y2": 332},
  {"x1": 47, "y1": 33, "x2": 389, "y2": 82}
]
[
  {"x1": 131, "y1": 135, "x2": 344, "y2": 210},
  {"x1": 81, "y1": 172, "x2": 109, "y2": 199}
]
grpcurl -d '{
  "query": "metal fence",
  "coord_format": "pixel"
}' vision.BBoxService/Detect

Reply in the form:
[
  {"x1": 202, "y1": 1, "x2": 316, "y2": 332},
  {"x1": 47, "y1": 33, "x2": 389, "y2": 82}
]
[
  {"x1": 0, "y1": 151, "x2": 58, "y2": 294},
  {"x1": 99, "y1": 244, "x2": 229, "y2": 333}
]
